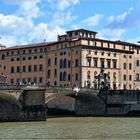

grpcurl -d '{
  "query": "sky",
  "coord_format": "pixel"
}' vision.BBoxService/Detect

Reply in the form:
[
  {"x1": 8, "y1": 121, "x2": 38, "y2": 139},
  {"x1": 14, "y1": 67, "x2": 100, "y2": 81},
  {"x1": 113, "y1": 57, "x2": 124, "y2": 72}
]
[{"x1": 0, "y1": 0, "x2": 140, "y2": 47}]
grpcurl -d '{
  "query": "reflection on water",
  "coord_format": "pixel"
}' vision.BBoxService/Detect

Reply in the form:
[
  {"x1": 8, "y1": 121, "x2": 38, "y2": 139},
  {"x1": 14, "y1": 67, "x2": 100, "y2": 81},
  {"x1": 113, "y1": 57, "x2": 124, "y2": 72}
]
[{"x1": 0, "y1": 117, "x2": 140, "y2": 139}]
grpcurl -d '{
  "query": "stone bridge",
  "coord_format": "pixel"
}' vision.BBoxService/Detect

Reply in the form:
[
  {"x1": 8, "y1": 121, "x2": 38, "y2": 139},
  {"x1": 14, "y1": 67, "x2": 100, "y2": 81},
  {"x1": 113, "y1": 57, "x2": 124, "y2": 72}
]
[{"x1": 0, "y1": 85, "x2": 140, "y2": 117}]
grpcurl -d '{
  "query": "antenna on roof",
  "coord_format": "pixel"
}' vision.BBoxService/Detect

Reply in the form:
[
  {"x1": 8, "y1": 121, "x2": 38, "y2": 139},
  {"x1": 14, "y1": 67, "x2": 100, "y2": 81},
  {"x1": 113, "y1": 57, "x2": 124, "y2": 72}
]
[{"x1": 44, "y1": 39, "x2": 46, "y2": 42}]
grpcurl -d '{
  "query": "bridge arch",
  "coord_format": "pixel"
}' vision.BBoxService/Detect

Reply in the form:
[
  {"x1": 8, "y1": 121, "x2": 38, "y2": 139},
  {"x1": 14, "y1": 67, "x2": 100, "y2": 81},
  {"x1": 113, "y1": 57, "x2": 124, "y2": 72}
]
[{"x1": 0, "y1": 93, "x2": 21, "y2": 120}]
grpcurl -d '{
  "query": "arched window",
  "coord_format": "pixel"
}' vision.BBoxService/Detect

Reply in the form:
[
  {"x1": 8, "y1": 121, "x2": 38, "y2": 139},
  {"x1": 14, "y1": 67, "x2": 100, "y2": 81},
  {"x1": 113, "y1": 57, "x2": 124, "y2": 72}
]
[
  {"x1": 63, "y1": 71, "x2": 67, "y2": 81},
  {"x1": 60, "y1": 59, "x2": 63, "y2": 68},
  {"x1": 136, "y1": 73, "x2": 139, "y2": 81},
  {"x1": 60, "y1": 72, "x2": 63, "y2": 81},
  {"x1": 47, "y1": 69, "x2": 51, "y2": 79},
  {"x1": 63, "y1": 59, "x2": 67, "y2": 68}
]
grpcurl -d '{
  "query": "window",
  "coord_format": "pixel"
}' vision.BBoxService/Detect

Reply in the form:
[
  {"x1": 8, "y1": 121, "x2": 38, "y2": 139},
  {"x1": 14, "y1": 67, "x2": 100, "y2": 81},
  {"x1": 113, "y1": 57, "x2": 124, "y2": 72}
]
[
  {"x1": 76, "y1": 50, "x2": 78, "y2": 55},
  {"x1": 124, "y1": 63, "x2": 126, "y2": 69},
  {"x1": 68, "y1": 60, "x2": 71, "y2": 68},
  {"x1": 101, "y1": 52, "x2": 104, "y2": 56},
  {"x1": 29, "y1": 49, "x2": 32, "y2": 53},
  {"x1": 22, "y1": 78, "x2": 26, "y2": 84},
  {"x1": 47, "y1": 69, "x2": 51, "y2": 79},
  {"x1": 11, "y1": 58, "x2": 14, "y2": 61},
  {"x1": 124, "y1": 74, "x2": 126, "y2": 81},
  {"x1": 39, "y1": 64, "x2": 43, "y2": 71},
  {"x1": 60, "y1": 72, "x2": 63, "y2": 81},
  {"x1": 28, "y1": 65, "x2": 32, "y2": 72},
  {"x1": 69, "y1": 32, "x2": 72, "y2": 37},
  {"x1": 34, "y1": 49, "x2": 37, "y2": 53},
  {"x1": 107, "y1": 60, "x2": 111, "y2": 68},
  {"x1": 34, "y1": 65, "x2": 37, "y2": 72},
  {"x1": 17, "y1": 66, "x2": 20, "y2": 73},
  {"x1": 129, "y1": 75, "x2": 132, "y2": 81},
  {"x1": 136, "y1": 73, "x2": 139, "y2": 81},
  {"x1": 94, "y1": 71, "x2": 97, "y2": 79},
  {"x1": 114, "y1": 53, "x2": 116, "y2": 57},
  {"x1": 94, "y1": 51, "x2": 97, "y2": 55},
  {"x1": 6, "y1": 52, "x2": 9, "y2": 55},
  {"x1": 11, "y1": 79, "x2": 14, "y2": 84},
  {"x1": 87, "y1": 71, "x2": 91, "y2": 80},
  {"x1": 54, "y1": 81, "x2": 57, "y2": 86},
  {"x1": 60, "y1": 59, "x2": 63, "y2": 68},
  {"x1": 39, "y1": 77, "x2": 43, "y2": 83},
  {"x1": 137, "y1": 50, "x2": 139, "y2": 54},
  {"x1": 75, "y1": 73, "x2": 78, "y2": 81},
  {"x1": 2, "y1": 54, "x2": 5, "y2": 60},
  {"x1": 28, "y1": 57, "x2": 32, "y2": 60},
  {"x1": 54, "y1": 57, "x2": 57, "y2": 65},
  {"x1": 124, "y1": 84, "x2": 126, "y2": 90},
  {"x1": 75, "y1": 59, "x2": 79, "y2": 67},
  {"x1": 34, "y1": 56, "x2": 37, "y2": 59},
  {"x1": 40, "y1": 48, "x2": 43, "y2": 52},
  {"x1": 22, "y1": 57, "x2": 26, "y2": 60},
  {"x1": 23, "y1": 50, "x2": 26, "y2": 54},
  {"x1": 48, "y1": 58, "x2": 51, "y2": 66},
  {"x1": 33, "y1": 77, "x2": 37, "y2": 84},
  {"x1": 100, "y1": 60, "x2": 104, "y2": 68},
  {"x1": 94, "y1": 59, "x2": 98, "y2": 67},
  {"x1": 124, "y1": 55, "x2": 126, "y2": 58},
  {"x1": 54, "y1": 69, "x2": 57, "y2": 78},
  {"x1": 113, "y1": 83, "x2": 116, "y2": 90},
  {"x1": 113, "y1": 61, "x2": 117, "y2": 68},
  {"x1": 129, "y1": 55, "x2": 132, "y2": 59},
  {"x1": 75, "y1": 32, "x2": 78, "y2": 35},
  {"x1": 17, "y1": 51, "x2": 20, "y2": 54},
  {"x1": 68, "y1": 74, "x2": 71, "y2": 81},
  {"x1": 11, "y1": 67, "x2": 14, "y2": 73},
  {"x1": 62, "y1": 72, "x2": 66, "y2": 81},
  {"x1": 39, "y1": 55, "x2": 43, "y2": 59},
  {"x1": 108, "y1": 53, "x2": 110, "y2": 56},
  {"x1": 136, "y1": 60, "x2": 139, "y2": 66},
  {"x1": 87, "y1": 59, "x2": 91, "y2": 67},
  {"x1": 23, "y1": 66, "x2": 26, "y2": 72},
  {"x1": 63, "y1": 59, "x2": 67, "y2": 68},
  {"x1": 87, "y1": 50, "x2": 91, "y2": 55},
  {"x1": 17, "y1": 58, "x2": 20, "y2": 61},
  {"x1": 129, "y1": 63, "x2": 132, "y2": 70}
]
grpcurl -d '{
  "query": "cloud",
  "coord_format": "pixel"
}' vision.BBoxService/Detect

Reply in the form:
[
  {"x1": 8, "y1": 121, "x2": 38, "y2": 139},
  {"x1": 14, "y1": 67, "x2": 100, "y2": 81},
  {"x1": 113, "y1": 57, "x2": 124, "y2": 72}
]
[
  {"x1": 98, "y1": 28, "x2": 126, "y2": 40},
  {"x1": 0, "y1": 0, "x2": 79, "y2": 47},
  {"x1": 81, "y1": 14, "x2": 103, "y2": 26},
  {"x1": 46, "y1": 0, "x2": 79, "y2": 10},
  {"x1": 106, "y1": 7, "x2": 140, "y2": 29}
]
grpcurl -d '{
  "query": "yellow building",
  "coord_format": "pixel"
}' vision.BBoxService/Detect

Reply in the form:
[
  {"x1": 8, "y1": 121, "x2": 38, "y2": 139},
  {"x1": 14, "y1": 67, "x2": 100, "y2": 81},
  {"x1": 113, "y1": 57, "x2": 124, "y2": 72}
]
[{"x1": 0, "y1": 29, "x2": 140, "y2": 89}]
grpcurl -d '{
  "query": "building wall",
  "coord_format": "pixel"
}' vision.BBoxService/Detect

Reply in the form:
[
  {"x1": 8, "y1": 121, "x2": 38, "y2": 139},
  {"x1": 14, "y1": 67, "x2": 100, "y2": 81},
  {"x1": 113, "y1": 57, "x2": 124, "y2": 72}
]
[
  {"x1": 134, "y1": 48, "x2": 140, "y2": 89},
  {"x1": 0, "y1": 29, "x2": 140, "y2": 90}
]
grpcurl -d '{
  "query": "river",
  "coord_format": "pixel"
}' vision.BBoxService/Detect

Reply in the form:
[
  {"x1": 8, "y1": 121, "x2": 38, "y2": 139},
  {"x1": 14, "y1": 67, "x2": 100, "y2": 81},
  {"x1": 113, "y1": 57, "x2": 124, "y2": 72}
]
[{"x1": 0, "y1": 117, "x2": 139, "y2": 139}]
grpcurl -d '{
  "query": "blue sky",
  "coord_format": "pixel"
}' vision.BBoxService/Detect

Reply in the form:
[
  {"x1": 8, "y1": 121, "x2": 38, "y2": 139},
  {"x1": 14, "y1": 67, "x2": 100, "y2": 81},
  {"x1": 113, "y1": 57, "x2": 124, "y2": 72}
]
[{"x1": 0, "y1": 0, "x2": 140, "y2": 47}]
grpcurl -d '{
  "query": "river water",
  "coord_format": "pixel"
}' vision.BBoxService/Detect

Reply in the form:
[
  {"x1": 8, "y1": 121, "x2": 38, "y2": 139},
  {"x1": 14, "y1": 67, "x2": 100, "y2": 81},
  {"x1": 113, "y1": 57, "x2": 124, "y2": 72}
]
[{"x1": 0, "y1": 117, "x2": 139, "y2": 140}]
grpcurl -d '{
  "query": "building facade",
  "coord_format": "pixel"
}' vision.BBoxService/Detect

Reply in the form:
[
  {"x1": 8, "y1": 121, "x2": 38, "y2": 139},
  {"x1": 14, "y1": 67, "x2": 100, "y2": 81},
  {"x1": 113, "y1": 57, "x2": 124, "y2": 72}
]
[{"x1": 0, "y1": 29, "x2": 140, "y2": 89}]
